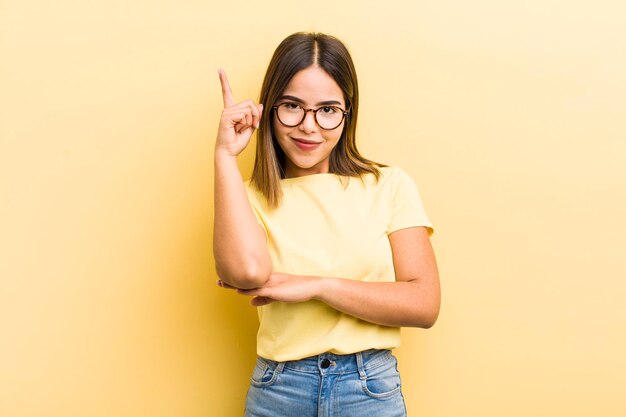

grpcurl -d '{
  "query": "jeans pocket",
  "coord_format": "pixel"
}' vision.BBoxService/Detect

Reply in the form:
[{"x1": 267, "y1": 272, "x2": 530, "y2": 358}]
[
  {"x1": 360, "y1": 357, "x2": 402, "y2": 399},
  {"x1": 250, "y1": 357, "x2": 280, "y2": 387}
]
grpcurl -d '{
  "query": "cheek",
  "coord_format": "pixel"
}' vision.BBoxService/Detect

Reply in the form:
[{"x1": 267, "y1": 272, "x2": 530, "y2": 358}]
[
  {"x1": 273, "y1": 118, "x2": 290, "y2": 141},
  {"x1": 271, "y1": 122, "x2": 292, "y2": 156},
  {"x1": 324, "y1": 125, "x2": 344, "y2": 145}
]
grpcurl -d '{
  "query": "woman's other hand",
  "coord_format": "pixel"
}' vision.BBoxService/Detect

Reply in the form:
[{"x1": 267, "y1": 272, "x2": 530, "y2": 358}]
[{"x1": 217, "y1": 273, "x2": 322, "y2": 307}]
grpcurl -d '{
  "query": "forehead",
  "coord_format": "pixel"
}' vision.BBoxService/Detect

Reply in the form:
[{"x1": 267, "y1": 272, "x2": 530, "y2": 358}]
[{"x1": 281, "y1": 66, "x2": 344, "y2": 105}]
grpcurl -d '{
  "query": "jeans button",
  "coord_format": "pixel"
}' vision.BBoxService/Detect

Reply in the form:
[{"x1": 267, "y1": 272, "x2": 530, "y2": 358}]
[{"x1": 321, "y1": 358, "x2": 331, "y2": 369}]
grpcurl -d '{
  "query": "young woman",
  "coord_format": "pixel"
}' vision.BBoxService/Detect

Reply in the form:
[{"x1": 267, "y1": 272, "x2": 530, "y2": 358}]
[{"x1": 214, "y1": 32, "x2": 440, "y2": 417}]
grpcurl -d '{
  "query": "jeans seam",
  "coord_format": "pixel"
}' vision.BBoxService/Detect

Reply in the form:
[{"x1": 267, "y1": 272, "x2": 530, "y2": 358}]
[
  {"x1": 250, "y1": 358, "x2": 283, "y2": 387},
  {"x1": 359, "y1": 352, "x2": 402, "y2": 400},
  {"x1": 363, "y1": 350, "x2": 393, "y2": 370},
  {"x1": 359, "y1": 380, "x2": 402, "y2": 399}
]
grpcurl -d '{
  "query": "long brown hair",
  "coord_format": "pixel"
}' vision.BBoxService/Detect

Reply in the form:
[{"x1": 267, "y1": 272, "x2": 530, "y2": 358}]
[{"x1": 251, "y1": 32, "x2": 383, "y2": 208}]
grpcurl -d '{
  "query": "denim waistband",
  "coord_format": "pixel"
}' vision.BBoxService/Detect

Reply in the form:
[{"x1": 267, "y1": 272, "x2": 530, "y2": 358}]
[{"x1": 258, "y1": 349, "x2": 394, "y2": 377}]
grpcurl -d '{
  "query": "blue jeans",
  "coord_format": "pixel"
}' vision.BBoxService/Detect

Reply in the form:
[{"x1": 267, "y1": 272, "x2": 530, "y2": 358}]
[{"x1": 244, "y1": 349, "x2": 406, "y2": 417}]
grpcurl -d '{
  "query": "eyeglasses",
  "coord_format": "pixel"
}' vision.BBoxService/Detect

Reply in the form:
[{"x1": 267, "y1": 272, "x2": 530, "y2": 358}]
[{"x1": 272, "y1": 102, "x2": 349, "y2": 130}]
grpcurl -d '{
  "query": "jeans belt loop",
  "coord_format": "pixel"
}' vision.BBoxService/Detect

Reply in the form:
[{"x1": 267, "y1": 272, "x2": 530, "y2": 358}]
[
  {"x1": 275, "y1": 361, "x2": 285, "y2": 375},
  {"x1": 355, "y1": 351, "x2": 367, "y2": 380}
]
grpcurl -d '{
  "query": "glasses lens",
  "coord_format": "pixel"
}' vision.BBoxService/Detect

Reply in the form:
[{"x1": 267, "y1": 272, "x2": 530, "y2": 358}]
[
  {"x1": 276, "y1": 103, "x2": 304, "y2": 127},
  {"x1": 316, "y1": 106, "x2": 344, "y2": 130}
]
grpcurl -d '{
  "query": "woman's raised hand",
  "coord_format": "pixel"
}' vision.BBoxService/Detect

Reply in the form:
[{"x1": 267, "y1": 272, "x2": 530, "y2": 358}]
[{"x1": 216, "y1": 69, "x2": 263, "y2": 157}]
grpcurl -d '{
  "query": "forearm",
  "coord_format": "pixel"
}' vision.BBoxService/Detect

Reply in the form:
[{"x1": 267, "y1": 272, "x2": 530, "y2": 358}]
[
  {"x1": 213, "y1": 152, "x2": 271, "y2": 288},
  {"x1": 224, "y1": 228, "x2": 440, "y2": 326},
  {"x1": 233, "y1": 270, "x2": 441, "y2": 328},
  {"x1": 314, "y1": 277, "x2": 440, "y2": 328}
]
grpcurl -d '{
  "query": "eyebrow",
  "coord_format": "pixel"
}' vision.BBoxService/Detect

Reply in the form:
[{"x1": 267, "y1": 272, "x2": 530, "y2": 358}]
[{"x1": 278, "y1": 95, "x2": 343, "y2": 107}]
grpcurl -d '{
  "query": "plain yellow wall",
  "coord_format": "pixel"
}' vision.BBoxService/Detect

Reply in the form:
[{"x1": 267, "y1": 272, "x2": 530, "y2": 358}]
[{"x1": 2, "y1": 1, "x2": 625, "y2": 416}]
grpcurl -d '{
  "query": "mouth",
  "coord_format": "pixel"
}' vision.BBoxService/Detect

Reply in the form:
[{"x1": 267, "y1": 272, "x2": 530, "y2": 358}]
[{"x1": 291, "y1": 137, "x2": 322, "y2": 150}]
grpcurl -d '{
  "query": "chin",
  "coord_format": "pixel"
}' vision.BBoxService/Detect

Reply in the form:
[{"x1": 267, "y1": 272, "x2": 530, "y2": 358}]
[{"x1": 285, "y1": 157, "x2": 329, "y2": 176}]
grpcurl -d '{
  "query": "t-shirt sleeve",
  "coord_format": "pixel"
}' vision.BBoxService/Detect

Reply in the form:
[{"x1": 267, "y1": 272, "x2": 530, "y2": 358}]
[{"x1": 387, "y1": 167, "x2": 434, "y2": 235}]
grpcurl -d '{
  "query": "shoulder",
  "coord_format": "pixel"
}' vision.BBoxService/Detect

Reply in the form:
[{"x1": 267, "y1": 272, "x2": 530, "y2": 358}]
[
  {"x1": 379, "y1": 166, "x2": 427, "y2": 210},
  {"x1": 380, "y1": 165, "x2": 412, "y2": 178},
  {"x1": 345, "y1": 166, "x2": 420, "y2": 199},
  {"x1": 375, "y1": 166, "x2": 417, "y2": 188}
]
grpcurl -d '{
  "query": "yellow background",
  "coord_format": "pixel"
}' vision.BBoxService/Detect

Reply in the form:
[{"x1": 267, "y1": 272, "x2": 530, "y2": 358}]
[{"x1": 1, "y1": 1, "x2": 625, "y2": 416}]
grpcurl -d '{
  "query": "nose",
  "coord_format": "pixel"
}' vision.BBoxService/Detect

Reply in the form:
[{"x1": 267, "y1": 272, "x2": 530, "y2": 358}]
[{"x1": 299, "y1": 110, "x2": 317, "y2": 133}]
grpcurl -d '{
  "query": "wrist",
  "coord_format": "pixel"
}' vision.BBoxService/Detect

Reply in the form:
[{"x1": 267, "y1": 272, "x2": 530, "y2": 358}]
[
  {"x1": 214, "y1": 148, "x2": 238, "y2": 164},
  {"x1": 312, "y1": 276, "x2": 333, "y2": 301}
]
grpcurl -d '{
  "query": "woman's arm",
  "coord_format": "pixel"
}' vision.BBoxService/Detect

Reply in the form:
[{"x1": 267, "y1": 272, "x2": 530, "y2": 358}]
[
  {"x1": 213, "y1": 69, "x2": 271, "y2": 289},
  {"x1": 226, "y1": 226, "x2": 440, "y2": 328}
]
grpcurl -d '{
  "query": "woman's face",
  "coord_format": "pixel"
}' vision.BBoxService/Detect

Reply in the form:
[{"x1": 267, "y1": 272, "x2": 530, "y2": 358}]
[{"x1": 273, "y1": 66, "x2": 346, "y2": 178}]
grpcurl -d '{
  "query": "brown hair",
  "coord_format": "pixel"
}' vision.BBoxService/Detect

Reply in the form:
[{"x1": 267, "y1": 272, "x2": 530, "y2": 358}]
[{"x1": 251, "y1": 32, "x2": 383, "y2": 208}]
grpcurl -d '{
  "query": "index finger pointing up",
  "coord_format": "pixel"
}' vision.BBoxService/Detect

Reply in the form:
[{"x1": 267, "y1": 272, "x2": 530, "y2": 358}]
[{"x1": 218, "y1": 68, "x2": 235, "y2": 107}]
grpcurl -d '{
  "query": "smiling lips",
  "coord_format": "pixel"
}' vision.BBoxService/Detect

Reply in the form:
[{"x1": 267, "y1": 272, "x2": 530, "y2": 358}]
[{"x1": 291, "y1": 137, "x2": 322, "y2": 151}]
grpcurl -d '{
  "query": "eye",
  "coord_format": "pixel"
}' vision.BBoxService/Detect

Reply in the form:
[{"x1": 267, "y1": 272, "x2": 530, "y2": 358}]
[
  {"x1": 283, "y1": 102, "x2": 301, "y2": 110},
  {"x1": 319, "y1": 106, "x2": 339, "y2": 114}
]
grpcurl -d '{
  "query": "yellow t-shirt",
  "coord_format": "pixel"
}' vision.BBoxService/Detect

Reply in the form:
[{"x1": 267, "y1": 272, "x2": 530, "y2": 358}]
[{"x1": 245, "y1": 166, "x2": 433, "y2": 362}]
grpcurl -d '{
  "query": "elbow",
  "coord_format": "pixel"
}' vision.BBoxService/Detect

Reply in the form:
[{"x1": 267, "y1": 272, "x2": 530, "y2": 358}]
[
  {"x1": 411, "y1": 276, "x2": 440, "y2": 329},
  {"x1": 410, "y1": 310, "x2": 439, "y2": 329},
  {"x1": 233, "y1": 264, "x2": 271, "y2": 289},
  {"x1": 214, "y1": 243, "x2": 272, "y2": 288},
  {"x1": 419, "y1": 311, "x2": 439, "y2": 329},
  {"x1": 216, "y1": 259, "x2": 271, "y2": 289},
  {"x1": 420, "y1": 295, "x2": 441, "y2": 328},
  {"x1": 407, "y1": 311, "x2": 439, "y2": 329},
  {"x1": 408, "y1": 298, "x2": 440, "y2": 329},
  {"x1": 399, "y1": 278, "x2": 440, "y2": 328}
]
